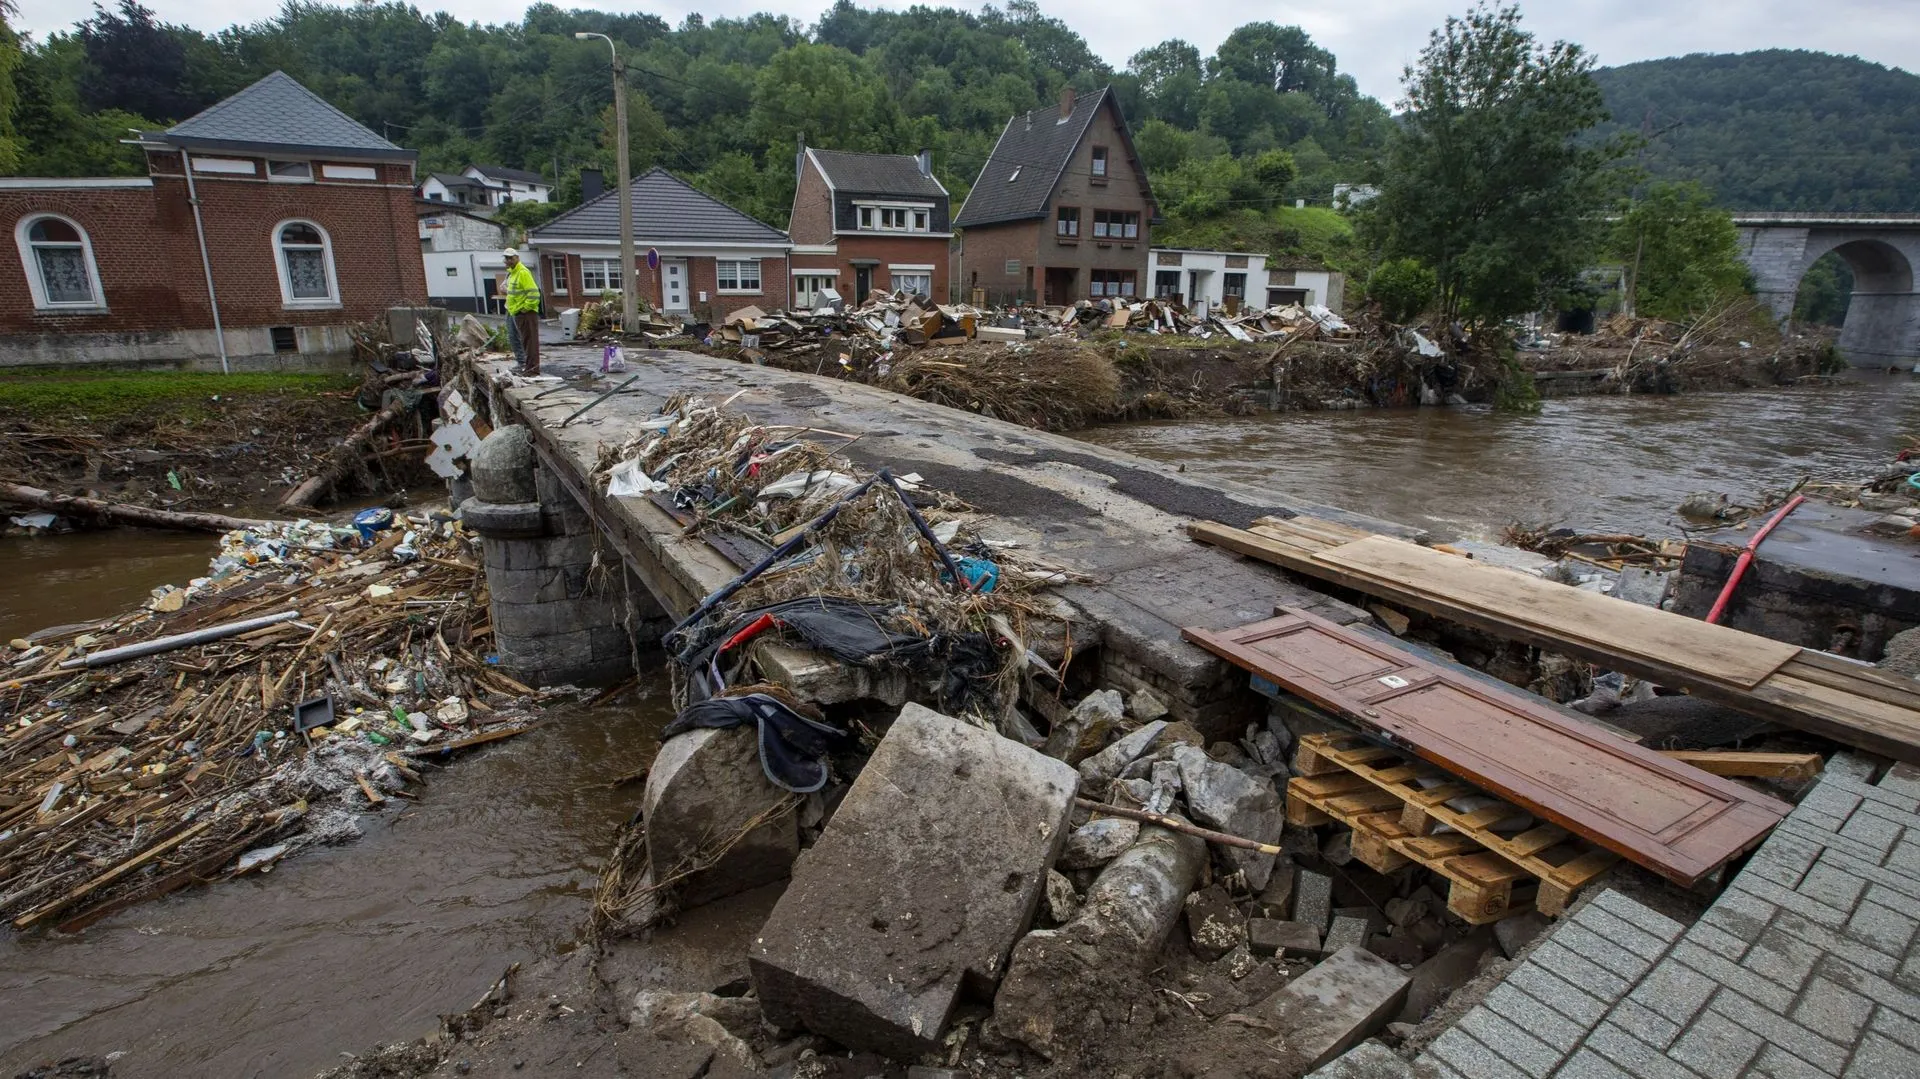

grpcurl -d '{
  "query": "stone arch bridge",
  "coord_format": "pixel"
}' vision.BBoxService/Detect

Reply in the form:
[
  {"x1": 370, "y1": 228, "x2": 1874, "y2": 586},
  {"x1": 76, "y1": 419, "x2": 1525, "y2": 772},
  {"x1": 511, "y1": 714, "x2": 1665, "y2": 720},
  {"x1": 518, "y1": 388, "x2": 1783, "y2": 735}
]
[{"x1": 1734, "y1": 212, "x2": 1920, "y2": 367}]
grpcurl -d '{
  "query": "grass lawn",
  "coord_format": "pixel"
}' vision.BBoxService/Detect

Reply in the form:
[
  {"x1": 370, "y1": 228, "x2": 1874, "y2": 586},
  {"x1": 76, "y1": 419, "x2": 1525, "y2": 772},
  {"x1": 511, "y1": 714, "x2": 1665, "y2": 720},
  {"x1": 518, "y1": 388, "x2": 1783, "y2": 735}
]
[{"x1": 0, "y1": 369, "x2": 357, "y2": 419}]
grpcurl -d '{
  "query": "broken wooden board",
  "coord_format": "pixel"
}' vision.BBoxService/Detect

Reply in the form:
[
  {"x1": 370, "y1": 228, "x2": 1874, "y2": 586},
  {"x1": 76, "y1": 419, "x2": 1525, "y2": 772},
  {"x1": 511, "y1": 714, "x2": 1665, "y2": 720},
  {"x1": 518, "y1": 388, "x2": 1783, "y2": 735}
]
[
  {"x1": 1293, "y1": 732, "x2": 1618, "y2": 916},
  {"x1": 1188, "y1": 520, "x2": 1920, "y2": 763},
  {"x1": 1316, "y1": 536, "x2": 1797, "y2": 689},
  {"x1": 1186, "y1": 608, "x2": 1792, "y2": 887},
  {"x1": 1659, "y1": 749, "x2": 1824, "y2": 782}
]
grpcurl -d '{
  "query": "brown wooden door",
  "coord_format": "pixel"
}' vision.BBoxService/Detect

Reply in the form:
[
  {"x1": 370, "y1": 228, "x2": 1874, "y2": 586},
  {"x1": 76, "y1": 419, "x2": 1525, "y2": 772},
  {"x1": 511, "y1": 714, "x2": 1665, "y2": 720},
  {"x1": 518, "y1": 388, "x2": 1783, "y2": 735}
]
[{"x1": 1185, "y1": 608, "x2": 1791, "y2": 886}]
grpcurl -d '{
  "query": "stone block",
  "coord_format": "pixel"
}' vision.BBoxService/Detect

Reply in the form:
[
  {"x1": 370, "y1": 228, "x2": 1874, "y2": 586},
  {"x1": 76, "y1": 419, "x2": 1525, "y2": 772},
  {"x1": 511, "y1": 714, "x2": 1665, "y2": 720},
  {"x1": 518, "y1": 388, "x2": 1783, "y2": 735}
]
[
  {"x1": 644, "y1": 727, "x2": 798, "y2": 909},
  {"x1": 1493, "y1": 911, "x2": 1551, "y2": 958},
  {"x1": 1248, "y1": 918, "x2": 1324, "y2": 958},
  {"x1": 461, "y1": 499, "x2": 545, "y2": 538},
  {"x1": 1249, "y1": 946, "x2": 1412, "y2": 1072},
  {"x1": 1256, "y1": 863, "x2": 1296, "y2": 918},
  {"x1": 1077, "y1": 720, "x2": 1168, "y2": 787},
  {"x1": 1043, "y1": 689, "x2": 1124, "y2": 764},
  {"x1": 749, "y1": 704, "x2": 1077, "y2": 1059},
  {"x1": 1304, "y1": 1040, "x2": 1413, "y2": 1079},
  {"x1": 1185, "y1": 883, "x2": 1247, "y2": 961},
  {"x1": 1059, "y1": 817, "x2": 1139, "y2": 870},
  {"x1": 470, "y1": 424, "x2": 536, "y2": 504},
  {"x1": 1297, "y1": 869, "x2": 1333, "y2": 932},
  {"x1": 1325, "y1": 915, "x2": 1371, "y2": 956}
]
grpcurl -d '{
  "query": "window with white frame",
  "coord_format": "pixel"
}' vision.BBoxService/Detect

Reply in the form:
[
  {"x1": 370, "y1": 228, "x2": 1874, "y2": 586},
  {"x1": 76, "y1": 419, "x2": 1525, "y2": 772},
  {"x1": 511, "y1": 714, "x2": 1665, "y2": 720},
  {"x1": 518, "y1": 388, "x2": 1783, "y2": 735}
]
[
  {"x1": 18, "y1": 215, "x2": 104, "y2": 310},
  {"x1": 716, "y1": 259, "x2": 761, "y2": 292},
  {"x1": 550, "y1": 258, "x2": 569, "y2": 293},
  {"x1": 273, "y1": 220, "x2": 338, "y2": 306},
  {"x1": 793, "y1": 273, "x2": 836, "y2": 309},
  {"x1": 581, "y1": 257, "x2": 622, "y2": 292},
  {"x1": 855, "y1": 203, "x2": 930, "y2": 232},
  {"x1": 268, "y1": 160, "x2": 312, "y2": 182},
  {"x1": 1091, "y1": 209, "x2": 1139, "y2": 240},
  {"x1": 889, "y1": 268, "x2": 931, "y2": 296}
]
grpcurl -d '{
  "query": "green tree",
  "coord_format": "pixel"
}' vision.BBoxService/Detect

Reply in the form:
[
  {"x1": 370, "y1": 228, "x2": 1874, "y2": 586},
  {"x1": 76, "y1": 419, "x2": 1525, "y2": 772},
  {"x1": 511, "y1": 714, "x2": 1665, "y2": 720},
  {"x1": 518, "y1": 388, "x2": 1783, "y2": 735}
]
[
  {"x1": 0, "y1": 2, "x2": 23, "y2": 172},
  {"x1": 1210, "y1": 23, "x2": 1334, "y2": 99},
  {"x1": 1366, "y1": 258, "x2": 1438, "y2": 322},
  {"x1": 1612, "y1": 180, "x2": 1750, "y2": 319},
  {"x1": 1363, "y1": 3, "x2": 1630, "y2": 323},
  {"x1": 1793, "y1": 252, "x2": 1853, "y2": 326}
]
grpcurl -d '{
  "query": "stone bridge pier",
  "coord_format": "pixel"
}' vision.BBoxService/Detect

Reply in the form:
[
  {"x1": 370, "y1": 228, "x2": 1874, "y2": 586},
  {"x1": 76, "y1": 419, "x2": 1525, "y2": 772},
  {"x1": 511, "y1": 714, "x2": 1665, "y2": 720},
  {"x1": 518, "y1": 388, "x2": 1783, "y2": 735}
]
[
  {"x1": 1736, "y1": 213, "x2": 1920, "y2": 367},
  {"x1": 458, "y1": 425, "x2": 665, "y2": 688}
]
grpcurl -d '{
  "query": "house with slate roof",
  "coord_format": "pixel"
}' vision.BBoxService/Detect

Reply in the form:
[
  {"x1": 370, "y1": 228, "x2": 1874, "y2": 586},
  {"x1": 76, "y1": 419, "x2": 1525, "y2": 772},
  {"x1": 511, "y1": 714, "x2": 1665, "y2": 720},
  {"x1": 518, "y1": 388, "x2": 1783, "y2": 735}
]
[
  {"x1": 0, "y1": 70, "x2": 426, "y2": 367},
  {"x1": 788, "y1": 143, "x2": 951, "y2": 307},
  {"x1": 954, "y1": 87, "x2": 1159, "y2": 307},
  {"x1": 527, "y1": 167, "x2": 792, "y2": 324},
  {"x1": 419, "y1": 165, "x2": 553, "y2": 211}
]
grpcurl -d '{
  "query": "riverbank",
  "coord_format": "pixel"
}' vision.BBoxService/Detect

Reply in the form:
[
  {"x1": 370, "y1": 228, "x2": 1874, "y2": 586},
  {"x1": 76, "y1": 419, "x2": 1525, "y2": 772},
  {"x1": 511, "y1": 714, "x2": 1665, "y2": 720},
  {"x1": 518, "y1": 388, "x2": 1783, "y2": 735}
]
[{"x1": 0, "y1": 368, "x2": 427, "y2": 516}]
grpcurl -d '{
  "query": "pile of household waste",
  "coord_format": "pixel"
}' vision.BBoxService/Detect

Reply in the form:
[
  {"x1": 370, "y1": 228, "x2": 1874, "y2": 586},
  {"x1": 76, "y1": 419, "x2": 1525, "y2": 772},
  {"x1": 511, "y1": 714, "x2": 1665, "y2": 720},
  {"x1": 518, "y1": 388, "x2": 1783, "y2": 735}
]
[
  {"x1": 590, "y1": 393, "x2": 1090, "y2": 928},
  {"x1": 0, "y1": 510, "x2": 544, "y2": 932}
]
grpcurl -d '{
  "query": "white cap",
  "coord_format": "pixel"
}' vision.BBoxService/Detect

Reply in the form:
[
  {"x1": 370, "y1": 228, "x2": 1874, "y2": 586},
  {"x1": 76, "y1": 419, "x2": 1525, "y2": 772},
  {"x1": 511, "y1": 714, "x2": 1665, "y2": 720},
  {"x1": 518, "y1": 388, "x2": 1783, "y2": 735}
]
[{"x1": 502, "y1": 247, "x2": 519, "y2": 259}]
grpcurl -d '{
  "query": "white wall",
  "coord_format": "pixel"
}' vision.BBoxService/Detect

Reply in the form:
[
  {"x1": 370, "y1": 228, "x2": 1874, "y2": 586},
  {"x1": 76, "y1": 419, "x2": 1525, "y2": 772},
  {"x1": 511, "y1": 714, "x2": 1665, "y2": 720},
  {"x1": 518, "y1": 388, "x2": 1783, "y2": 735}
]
[{"x1": 1147, "y1": 249, "x2": 1269, "y2": 308}]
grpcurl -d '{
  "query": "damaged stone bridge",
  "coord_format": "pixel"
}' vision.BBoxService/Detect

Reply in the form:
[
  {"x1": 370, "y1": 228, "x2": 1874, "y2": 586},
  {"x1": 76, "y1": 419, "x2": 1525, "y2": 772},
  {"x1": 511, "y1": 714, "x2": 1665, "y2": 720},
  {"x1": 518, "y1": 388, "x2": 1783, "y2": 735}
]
[{"x1": 452, "y1": 344, "x2": 1415, "y2": 730}]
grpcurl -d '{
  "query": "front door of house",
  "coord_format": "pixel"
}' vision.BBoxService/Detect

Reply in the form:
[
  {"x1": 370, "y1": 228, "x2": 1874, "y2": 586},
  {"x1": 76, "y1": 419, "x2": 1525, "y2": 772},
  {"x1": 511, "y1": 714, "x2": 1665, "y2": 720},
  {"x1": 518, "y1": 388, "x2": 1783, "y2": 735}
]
[
  {"x1": 853, "y1": 265, "x2": 873, "y2": 304},
  {"x1": 661, "y1": 258, "x2": 689, "y2": 312}
]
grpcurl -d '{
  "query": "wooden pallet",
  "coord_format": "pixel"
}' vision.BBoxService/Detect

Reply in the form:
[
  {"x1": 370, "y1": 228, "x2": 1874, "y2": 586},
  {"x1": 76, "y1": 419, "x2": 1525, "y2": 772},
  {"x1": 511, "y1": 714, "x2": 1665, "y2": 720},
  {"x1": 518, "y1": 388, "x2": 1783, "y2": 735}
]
[
  {"x1": 1288, "y1": 731, "x2": 1619, "y2": 918},
  {"x1": 1287, "y1": 772, "x2": 1536, "y2": 924}
]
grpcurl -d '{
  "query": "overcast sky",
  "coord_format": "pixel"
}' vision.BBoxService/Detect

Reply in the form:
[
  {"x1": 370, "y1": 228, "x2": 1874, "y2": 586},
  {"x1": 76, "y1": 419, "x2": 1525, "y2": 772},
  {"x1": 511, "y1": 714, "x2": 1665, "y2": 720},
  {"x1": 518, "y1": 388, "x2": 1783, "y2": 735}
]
[{"x1": 17, "y1": 0, "x2": 1915, "y2": 103}]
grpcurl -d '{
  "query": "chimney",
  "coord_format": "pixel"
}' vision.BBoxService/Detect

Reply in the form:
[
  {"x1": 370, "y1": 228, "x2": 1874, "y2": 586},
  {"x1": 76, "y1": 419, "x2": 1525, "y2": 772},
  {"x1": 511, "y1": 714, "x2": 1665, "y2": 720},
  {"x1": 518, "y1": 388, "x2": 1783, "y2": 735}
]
[
  {"x1": 796, "y1": 133, "x2": 807, "y2": 188},
  {"x1": 1059, "y1": 86, "x2": 1075, "y2": 120},
  {"x1": 580, "y1": 167, "x2": 604, "y2": 203},
  {"x1": 916, "y1": 148, "x2": 932, "y2": 177}
]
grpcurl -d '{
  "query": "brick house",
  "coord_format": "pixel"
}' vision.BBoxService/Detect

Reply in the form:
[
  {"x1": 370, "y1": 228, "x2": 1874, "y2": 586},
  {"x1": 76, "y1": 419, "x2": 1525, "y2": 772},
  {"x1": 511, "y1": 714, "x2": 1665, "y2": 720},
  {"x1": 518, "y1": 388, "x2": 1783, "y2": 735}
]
[
  {"x1": 953, "y1": 86, "x2": 1160, "y2": 306},
  {"x1": 0, "y1": 70, "x2": 427, "y2": 368},
  {"x1": 788, "y1": 144, "x2": 951, "y2": 307},
  {"x1": 527, "y1": 168, "x2": 791, "y2": 325}
]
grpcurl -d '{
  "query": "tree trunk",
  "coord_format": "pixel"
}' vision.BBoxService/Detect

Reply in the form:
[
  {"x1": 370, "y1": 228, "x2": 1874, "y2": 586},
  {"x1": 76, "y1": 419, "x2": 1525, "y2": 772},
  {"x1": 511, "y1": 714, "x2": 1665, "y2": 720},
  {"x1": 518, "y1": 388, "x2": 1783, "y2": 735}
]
[
  {"x1": 0, "y1": 483, "x2": 286, "y2": 534},
  {"x1": 279, "y1": 398, "x2": 411, "y2": 511}
]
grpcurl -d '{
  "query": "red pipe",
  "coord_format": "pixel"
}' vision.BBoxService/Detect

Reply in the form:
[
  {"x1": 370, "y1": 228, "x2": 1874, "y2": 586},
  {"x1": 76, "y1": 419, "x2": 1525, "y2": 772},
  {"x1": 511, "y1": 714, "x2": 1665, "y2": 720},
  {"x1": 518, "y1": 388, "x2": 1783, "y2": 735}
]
[{"x1": 1704, "y1": 494, "x2": 1806, "y2": 624}]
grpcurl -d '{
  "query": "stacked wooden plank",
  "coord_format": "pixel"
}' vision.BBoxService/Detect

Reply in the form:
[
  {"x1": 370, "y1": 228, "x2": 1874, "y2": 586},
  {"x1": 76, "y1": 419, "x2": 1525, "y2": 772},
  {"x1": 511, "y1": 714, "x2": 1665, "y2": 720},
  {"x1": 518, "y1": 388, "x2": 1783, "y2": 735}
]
[
  {"x1": 1189, "y1": 517, "x2": 1920, "y2": 763},
  {"x1": 1286, "y1": 732, "x2": 1619, "y2": 923}
]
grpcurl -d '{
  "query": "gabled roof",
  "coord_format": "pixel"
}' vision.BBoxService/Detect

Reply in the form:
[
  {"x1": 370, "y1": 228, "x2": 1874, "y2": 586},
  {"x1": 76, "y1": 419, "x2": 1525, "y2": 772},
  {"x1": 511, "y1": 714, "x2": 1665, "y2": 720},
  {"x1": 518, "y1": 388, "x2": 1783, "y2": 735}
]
[
  {"x1": 953, "y1": 86, "x2": 1154, "y2": 229},
  {"x1": 428, "y1": 172, "x2": 490, "y2": 190},
  {"x1": 530, "y1": 167, "x2": 789, "y2": 246},
  {"x1": 158, "y1": 71, "x2": 413, "y2": 160},
  {"x1": 468, "y1": 164, "x2": 546, "y2": 185},
  {"x1": 806, "y1": 148, "x2": 947, "y2": 198}
]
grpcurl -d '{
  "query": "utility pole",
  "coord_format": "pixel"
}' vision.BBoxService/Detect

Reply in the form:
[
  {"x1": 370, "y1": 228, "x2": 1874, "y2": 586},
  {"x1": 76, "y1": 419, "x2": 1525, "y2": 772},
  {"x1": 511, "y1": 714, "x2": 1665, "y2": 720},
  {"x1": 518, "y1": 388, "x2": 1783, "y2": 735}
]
[{"x1": 577, "y1": 32, "x2": 637, "y2": 335}]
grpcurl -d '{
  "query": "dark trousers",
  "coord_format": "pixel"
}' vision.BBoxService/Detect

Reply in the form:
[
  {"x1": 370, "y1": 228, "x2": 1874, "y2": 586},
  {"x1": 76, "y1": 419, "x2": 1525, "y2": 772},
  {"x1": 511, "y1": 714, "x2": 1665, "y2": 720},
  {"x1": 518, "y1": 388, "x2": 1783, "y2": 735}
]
[{"x1": 511, "y1": 311, "x2": 540, "y2": 373}]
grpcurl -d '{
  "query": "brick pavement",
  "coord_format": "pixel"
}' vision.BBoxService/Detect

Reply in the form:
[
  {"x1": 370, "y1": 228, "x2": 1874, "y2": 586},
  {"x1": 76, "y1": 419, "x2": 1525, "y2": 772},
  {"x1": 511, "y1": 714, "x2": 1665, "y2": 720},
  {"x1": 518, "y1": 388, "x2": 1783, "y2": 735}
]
[{"x1": 1399, "y1": 756, "x2": 1920, "y2": 1079}]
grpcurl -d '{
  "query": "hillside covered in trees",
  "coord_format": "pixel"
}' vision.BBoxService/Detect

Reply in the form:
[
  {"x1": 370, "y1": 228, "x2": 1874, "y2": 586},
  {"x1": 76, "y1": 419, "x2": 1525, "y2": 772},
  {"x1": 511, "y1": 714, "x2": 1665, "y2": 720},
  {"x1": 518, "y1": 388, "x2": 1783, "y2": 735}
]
[
  {"x1": 1, "y1": 1, "x2": 1912, "y2": 276},
  {"x1": 1592, "y1": 50, "x2": 1920, "y2": 213}
]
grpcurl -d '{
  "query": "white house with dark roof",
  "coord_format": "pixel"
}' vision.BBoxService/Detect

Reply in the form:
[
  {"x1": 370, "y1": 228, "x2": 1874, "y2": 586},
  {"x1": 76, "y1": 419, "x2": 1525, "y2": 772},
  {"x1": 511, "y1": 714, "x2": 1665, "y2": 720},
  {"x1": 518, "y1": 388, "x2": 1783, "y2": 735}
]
[
  {"x1": 418, "y1": 165, "x2": 553, "y2": 211},
  {"x1": 526, "y1": 167, "x2": 792, "y2": 323},
  {"x1": 0, "y1": 69, "x2": 425, "y2": 368}
]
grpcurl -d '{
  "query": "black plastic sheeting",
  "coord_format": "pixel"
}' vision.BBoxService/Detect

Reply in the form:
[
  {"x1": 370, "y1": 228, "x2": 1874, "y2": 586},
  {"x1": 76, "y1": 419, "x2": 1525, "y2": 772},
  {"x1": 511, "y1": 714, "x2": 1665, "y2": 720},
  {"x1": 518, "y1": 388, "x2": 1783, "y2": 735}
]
[{"x1": 662, "y1": 693, "x2": 854, "y2": 793}]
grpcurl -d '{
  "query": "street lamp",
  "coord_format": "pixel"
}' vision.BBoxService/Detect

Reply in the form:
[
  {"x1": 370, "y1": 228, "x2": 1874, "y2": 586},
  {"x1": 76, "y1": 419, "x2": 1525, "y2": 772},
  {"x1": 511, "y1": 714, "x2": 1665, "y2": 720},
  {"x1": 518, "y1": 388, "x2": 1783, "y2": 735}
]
[{"x1": 576, "y1": 31, "x2": 637, "y2": 336}]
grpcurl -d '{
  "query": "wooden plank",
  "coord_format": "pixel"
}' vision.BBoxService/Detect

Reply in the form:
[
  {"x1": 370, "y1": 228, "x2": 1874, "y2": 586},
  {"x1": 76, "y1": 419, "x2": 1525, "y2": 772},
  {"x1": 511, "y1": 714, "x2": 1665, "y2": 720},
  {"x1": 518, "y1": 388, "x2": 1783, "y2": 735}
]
[
  {"x1": 1188, "y1": 611, "x2": 1791, "y2": 886},
  {"x1": 1314, "y1": 535, "x2": 1798, "y2": 689},
  {"x1": 1188, "y1": 521, "x2": 1920, "y2": 763},
  {"x1": 1660, "y1": 750, "x2": 1824, "y2": 781}
]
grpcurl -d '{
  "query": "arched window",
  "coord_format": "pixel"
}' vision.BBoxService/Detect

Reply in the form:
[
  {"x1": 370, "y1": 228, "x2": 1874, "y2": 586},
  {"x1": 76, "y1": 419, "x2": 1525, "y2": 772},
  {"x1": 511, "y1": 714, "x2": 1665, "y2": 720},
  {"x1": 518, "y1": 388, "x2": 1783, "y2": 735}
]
[
  {"x1": 274, "y1": 220, "x2": 339, "y2": 307},
  {"x1": 17, "y1": 214, "x2": 104, "y2": 311}
]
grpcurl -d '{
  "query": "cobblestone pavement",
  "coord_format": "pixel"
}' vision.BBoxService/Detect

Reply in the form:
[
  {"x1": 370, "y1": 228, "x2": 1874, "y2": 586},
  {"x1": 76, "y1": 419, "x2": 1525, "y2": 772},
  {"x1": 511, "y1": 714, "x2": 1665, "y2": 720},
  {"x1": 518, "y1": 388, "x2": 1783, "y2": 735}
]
[{"x1": 1406, "y1": 756, "x2": 1920, "y2": 1079}]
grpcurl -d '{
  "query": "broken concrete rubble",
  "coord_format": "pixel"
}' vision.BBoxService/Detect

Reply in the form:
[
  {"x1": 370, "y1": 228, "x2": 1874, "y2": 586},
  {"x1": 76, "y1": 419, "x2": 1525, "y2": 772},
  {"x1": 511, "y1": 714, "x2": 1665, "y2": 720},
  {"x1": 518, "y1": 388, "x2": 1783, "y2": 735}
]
[
  {"x1": 1184, "y1": 883, "x2": 1248, "y2": 961},
  {"x1": 1059, "y1": 816, "x2": 1140, "y2": 869},
  {"x1": 1077, "y1": 719, "x2": 1168, "y2": 787},
  {"x1": 1171, "y1": 743, "x2": 1283, "y2": 889},
  {"x1": 1042, "y1": 688, "x2": 1126, "y2": 764},
  {"x1": 1247, "y1": 946, "x2": 1413, "y2": 1072},
  {"x1": 643, "y1": 726, "x2": 798, "y2": 910},
  {"x1": 993, "y1": 821, "x2": 1204, "y2": 1057},
  {"x1": 747, "y1": 703, "x2": 1076, "y2": 1059}
]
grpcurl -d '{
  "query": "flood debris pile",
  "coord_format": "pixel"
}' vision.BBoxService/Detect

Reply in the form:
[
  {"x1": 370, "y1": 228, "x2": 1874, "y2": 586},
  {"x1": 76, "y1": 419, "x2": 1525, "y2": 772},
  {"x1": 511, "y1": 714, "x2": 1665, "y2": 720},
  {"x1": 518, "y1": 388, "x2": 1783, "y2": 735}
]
[
  {"x1": 0, "y1": 512, "x2": 542, "y2": 933},
  {"x1": 1522, "y1": 299, "x2": 1842, "y2": 393},
  {"x1": 590, "y1": 394, "x2": 1082, "y2": 931}
]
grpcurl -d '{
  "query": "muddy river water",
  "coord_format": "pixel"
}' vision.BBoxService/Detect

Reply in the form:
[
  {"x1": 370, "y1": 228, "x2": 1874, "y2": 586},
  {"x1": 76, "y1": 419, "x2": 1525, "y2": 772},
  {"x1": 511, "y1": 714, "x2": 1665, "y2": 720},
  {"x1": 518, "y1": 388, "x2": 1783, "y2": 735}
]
[{"x1": 0, "y1": 375, "x2": 1915, "y2": 1077}]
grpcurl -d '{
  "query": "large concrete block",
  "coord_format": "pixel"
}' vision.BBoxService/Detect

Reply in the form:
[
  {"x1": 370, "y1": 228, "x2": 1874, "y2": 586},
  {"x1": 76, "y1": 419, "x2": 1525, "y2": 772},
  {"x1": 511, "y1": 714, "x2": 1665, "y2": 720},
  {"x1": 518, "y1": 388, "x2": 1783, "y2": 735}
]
[
  {"x1": 748, "y1": 704, "x2": 1077, "y2": 1058},
  {"x1": 1249, "y1": 946, "x2": 1412, "y2": 1072},
  {"x1": 644, "y1": 727, "x2": 798, "y2": 909}
]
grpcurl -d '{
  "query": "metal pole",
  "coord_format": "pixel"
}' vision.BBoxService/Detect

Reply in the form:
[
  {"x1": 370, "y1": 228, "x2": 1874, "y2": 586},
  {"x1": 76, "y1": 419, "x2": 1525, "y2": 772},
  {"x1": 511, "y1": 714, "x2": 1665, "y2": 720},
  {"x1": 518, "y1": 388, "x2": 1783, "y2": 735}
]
[
  {"x1": 181, "y1": 159, "x2": 231, "y2": 374},
  {"x1": 613, "y1": 48, "x2": 637, "y2": 337}
]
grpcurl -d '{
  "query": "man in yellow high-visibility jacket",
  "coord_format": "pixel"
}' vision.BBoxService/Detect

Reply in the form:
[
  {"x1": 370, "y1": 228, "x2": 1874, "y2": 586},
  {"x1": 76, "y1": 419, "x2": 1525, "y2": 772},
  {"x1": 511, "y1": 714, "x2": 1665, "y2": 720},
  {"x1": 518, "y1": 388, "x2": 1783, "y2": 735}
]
[{"x1": 502, "y1": 247, "x2": 542, "y2": 375}]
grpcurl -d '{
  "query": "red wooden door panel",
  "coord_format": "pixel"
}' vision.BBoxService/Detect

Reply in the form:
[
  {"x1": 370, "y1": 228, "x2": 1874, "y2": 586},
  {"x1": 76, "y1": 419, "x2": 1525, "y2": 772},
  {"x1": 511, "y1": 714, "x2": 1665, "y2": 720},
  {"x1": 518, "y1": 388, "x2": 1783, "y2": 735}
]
[{"x1": 1185, "y1": 609, "x2": 1791, "y2": 885}]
